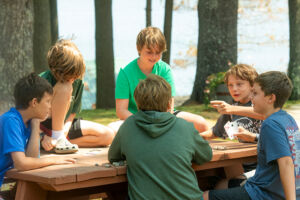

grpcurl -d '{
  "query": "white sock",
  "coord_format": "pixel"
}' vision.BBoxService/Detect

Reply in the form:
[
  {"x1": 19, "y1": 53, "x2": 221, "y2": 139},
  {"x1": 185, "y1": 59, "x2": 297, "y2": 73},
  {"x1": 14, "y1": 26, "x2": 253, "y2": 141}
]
[{"x1": 52, "y1": 130, "x2": 65, "y2": 140}]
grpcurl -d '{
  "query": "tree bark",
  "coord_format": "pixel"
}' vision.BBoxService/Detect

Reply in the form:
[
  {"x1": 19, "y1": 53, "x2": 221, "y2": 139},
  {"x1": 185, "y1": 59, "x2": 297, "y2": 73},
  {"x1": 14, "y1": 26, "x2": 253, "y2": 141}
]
[
  {"x1": 0, "y1": 0, "x2": 34, "y2": 114},
  {"x1": 49, "y1": 0, "x2": 58, "y2": 44},
  {"x1": 288, "y1": 0, "x2": 300, "y2": 100},
  {"x1": 33, "y1": 0, "x2": 52, "y2": 73},
  {"x1": 95, "y1": 0, "x2": 115, "y2": 108},
  {"x1": 146, "y1": 0, "x2": 152, "y2": 27},
  {"x1": 191, "y1": 0, "x2": 237, "y2": 103},
  {"x1": 162, "y1": 0, "x2": 173, "y2": 64}
]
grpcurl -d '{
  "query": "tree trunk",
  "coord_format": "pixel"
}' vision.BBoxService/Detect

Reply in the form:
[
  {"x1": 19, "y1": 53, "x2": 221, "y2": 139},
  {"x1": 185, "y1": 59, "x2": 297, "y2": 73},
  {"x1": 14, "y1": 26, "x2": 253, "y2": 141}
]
[
  {"x1": 49, "y1": 0, "x2": 58, "y2": 44},
  {"x1": 162, "y1": 0, "x2": 173, "y2": 64},
  {"x1": 95, "y1": 0, "x2": 115, "y2": 108},
  {"x1": 146, "y1": 0, "x2": 152, "y2": 27},
  {"x1": 33, "y1": 0, "x2": 52, "y2": 73},
  {"x1": 288, "y1": 0, "x2": 300, "y2": 100},
  {"x1": 191, "y1": 0, "x2": 237, "y2": 103},
  {"x1": 0, "y1": 0, "x2": 34, "y2": 114}
]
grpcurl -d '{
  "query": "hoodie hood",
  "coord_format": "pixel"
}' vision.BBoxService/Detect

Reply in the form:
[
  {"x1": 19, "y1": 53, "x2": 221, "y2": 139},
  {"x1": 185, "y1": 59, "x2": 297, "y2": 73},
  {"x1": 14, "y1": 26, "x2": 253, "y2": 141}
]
[{"x1": 134, "y1": 110, "x2": 177, "y2": 138}]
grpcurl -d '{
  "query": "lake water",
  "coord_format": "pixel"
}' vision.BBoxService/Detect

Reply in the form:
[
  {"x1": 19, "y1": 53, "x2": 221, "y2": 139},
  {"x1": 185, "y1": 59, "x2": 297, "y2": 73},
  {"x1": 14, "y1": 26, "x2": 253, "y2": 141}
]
[{"x1": 57, "y1": 0, "x2": 289, "y2": 109}]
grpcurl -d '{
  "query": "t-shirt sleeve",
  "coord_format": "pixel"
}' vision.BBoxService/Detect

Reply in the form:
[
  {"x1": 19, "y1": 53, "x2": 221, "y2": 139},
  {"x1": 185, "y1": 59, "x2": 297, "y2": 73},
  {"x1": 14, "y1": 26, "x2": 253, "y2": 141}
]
[
  {"x1": 212, "y1": 114, "x2": 231, "y2": 138},
  {"x1": 115, "y1": 69, "x2": 130, "y2": 99},
  {"x1": 261, "y1": 121, "x2": 291, "y2": 164},
  {"x1": 161, "y1": 65, "x2": 176, "y2": 97},
  {"x1": 71, "y1": 81, "x2": 83, "y2": 114},
  {"x1": 192, "y1": 127, "x2": 213, "y2": 164},
  {"x1": 3, "y1": 118, "x2": 26, "y2": 155}
]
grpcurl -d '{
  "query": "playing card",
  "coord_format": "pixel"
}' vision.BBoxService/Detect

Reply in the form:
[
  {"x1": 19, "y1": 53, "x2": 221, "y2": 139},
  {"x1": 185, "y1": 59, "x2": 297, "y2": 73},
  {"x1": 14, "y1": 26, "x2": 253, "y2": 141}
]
[{"x1": 224, "y1": 121, "x2": 238, "y2": 140}]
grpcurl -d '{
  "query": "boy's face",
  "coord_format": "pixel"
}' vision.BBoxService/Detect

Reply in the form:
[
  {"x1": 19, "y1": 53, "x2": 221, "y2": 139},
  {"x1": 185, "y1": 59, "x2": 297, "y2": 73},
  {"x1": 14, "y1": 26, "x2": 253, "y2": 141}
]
[
  {"x1": 138, "y1": 45, "x2": 162, "y2": 67},
  {"x1": 32, "y1": 92, "x2": 52, "y2": 121},
  {"x1": 251, "y1": 83, "x2": 270, "y2": 115},
  {"x1": 227, "y1": 75, "x2": 252, "y2": 104}
]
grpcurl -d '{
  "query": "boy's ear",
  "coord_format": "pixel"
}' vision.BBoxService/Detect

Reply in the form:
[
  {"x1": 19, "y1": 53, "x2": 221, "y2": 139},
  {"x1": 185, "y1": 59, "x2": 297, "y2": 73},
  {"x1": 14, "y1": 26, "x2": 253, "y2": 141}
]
[
  {"x1": 29, "y1": 98, "x2": 38, "y2": 108},
  {"x1": 268, "y1": 94, "x2": 276, "y2": 104},
  {"x1": 167, "y1": 99, "x2": 172, "y2": 112}
]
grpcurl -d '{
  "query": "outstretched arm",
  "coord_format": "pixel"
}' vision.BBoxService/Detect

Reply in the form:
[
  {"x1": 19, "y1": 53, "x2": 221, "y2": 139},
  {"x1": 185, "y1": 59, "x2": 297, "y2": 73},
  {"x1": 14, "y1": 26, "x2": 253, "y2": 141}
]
[
  {"x1": 210, "y1": 100, "x2": 265, "y2": 120},
  {"x1": 116, "y1": 99, "x2": 133, "y2": 120},
  {"x1": 278, "y1": 156, "x2": 296, "y2": 200}
]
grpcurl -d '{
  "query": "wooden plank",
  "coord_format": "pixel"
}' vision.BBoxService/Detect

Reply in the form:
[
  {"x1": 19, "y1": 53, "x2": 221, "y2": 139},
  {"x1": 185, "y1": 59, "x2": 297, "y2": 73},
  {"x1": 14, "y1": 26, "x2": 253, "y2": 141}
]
[
  {"x1": 38, "y1": 175, "x2": 127, "y2": 192},
  {"x1": 76, "y1": 165, "x2": 117, "y2": 182},
  {"x1": 15, "y1": 180, "x2": 47, "y2": 200}
]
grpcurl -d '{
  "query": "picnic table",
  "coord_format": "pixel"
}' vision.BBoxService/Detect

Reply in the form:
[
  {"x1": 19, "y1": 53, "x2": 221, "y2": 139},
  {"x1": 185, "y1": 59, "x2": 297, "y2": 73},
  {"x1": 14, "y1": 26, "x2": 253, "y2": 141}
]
[{"x1": 6, "y1": 140, "x2": 257, "y2": 200}]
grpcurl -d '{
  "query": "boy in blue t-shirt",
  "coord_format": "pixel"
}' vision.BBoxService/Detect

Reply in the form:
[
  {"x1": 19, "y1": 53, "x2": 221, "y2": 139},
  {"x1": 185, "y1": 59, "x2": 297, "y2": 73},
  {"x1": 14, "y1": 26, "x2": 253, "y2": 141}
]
[
  {"x1": 0, "y1": 73, "x2": 75, "y2": 198},
  {"x1": 204, "y1": 71, "x2": 300, "y2": 200}
]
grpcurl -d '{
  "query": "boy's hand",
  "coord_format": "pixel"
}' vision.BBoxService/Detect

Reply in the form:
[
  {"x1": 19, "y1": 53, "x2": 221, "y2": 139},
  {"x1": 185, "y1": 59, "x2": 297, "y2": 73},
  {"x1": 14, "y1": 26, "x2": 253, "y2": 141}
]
[
  {"x1": 41, "y1": 135, "x2": 55, "y2": 151},
  {"x1": 210, "y1": 100, "x2": 233, "y2": 114},
  {"x1": 52, "y1": 156, "x2": 76, "y2": 165},
  {"x1": 234, "y1": 127, "x2": 256, "y2": 142}
]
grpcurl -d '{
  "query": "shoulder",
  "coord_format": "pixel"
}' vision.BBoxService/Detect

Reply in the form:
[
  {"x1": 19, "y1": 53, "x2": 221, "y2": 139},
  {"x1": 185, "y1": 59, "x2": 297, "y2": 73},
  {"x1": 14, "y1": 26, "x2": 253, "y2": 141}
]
[
  {"x1": 0, "y1": 109, "x2": 23, "y2": 129},
  {"x1": 121, "y1": 58, "x2": 139, "y2": 73}
]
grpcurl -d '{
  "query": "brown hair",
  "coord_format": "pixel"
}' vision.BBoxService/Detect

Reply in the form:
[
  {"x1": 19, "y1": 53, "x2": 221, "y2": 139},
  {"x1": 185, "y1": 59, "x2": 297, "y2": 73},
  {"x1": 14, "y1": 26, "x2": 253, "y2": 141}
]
[
  {"x1": 47, "y1": 39, "x2": 85, "y2": 82},
  {"x1": 224, "y1": 64, "x2": 258, "y2": 86},
  {"x1": 255, "y1": 71, "x2": 293, "y2": 108},
  {"x1": 134, "y1": 74, "x2": 171, "y2": 112},
  {"x1": 136, "y1": 27, "x2": 167, "y2": 53}
]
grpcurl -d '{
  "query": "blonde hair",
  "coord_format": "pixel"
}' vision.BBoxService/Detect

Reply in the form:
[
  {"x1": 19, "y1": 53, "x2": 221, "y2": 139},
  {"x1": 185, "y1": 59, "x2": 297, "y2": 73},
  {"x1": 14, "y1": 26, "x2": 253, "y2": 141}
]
[
  {"x1": 47, "y1": 39, "x2": 85, "y2": 82},
  {"x1": 134, "y1": 74, "x2": 171, "y2": 112},
  {"x1": 224, "y1": 64, "x2": 258, "y2": 86},
  {"x1": 136, "y1": 27, "x2": 167, "y2": 53}
]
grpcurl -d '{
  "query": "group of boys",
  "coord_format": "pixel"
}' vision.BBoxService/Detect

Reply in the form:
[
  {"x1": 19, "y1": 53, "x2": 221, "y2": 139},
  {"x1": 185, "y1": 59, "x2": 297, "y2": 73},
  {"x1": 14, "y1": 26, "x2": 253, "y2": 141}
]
[{"x1": 0, "y1": 26, "x2": 300, "y2": 200}]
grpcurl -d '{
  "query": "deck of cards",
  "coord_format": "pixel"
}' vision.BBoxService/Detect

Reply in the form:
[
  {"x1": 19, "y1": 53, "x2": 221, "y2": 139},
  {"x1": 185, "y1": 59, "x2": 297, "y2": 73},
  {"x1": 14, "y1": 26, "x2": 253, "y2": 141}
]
[{"x1": 224, "y1": 121, "x2": 238, "y2": 140}]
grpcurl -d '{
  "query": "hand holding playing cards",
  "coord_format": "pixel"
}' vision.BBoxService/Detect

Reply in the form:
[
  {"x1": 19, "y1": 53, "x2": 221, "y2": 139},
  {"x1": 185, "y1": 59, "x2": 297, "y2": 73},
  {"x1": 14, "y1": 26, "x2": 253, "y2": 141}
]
[{"x1": 234, "y1": 127, "x2": 256, "y2": 142}]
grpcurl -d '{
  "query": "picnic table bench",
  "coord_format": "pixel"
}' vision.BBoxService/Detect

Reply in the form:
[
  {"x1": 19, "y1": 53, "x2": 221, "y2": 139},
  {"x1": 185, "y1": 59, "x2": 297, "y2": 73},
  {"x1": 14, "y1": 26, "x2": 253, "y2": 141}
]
[{"x1": 6, "y1": 140, "x2": 257, "y2": 200}]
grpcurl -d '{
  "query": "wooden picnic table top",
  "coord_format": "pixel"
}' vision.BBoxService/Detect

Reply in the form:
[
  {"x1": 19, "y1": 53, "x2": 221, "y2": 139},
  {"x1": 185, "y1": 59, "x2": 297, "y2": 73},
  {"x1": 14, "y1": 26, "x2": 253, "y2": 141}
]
[{"x1": 6, "y1": 140, "x2": 257, "y2": 192}]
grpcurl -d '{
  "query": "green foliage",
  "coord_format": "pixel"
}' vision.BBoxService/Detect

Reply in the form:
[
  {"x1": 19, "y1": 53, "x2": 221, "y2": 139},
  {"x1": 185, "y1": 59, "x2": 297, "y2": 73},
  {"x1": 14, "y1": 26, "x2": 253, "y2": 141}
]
[{"x1": 204, "y1": 71, "x2": 226, "y2": 106}]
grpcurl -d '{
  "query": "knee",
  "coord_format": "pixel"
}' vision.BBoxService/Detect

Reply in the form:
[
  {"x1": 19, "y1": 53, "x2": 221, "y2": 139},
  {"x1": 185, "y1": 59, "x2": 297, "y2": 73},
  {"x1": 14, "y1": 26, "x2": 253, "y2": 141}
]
[{"x1": 97, "y1": 127, "x2": 115, "y2": 146}]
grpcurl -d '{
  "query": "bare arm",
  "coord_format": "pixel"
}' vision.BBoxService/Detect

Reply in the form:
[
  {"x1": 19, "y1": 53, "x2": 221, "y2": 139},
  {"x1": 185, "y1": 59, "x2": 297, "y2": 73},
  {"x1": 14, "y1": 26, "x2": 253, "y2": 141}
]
[
  {"x1": 11, "y1": 152, "x2": 75, "y2": 171},
  {"x1": 116, "y1": 99, "x2": 133, "y2": 120},
  {"x1": 200, "y1": 130, "x2": 216, "y2": 140},
  {"x1": 278, "y1": 156, "x2": 296, "y2": 200},
  {"x1": 210, "y1": 101, "x2": 266, "y2": 120},
  {"x1": 25, "y1": 119, "x2": 41, "y2": 157}
]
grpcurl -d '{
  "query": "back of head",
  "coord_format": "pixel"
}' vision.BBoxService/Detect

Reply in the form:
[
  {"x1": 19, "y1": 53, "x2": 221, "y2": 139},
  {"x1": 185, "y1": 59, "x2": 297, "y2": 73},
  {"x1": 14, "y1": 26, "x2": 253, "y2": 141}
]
[
  {"x1": 224, "y1": 64, "x2": 258, "y2": 86},
  {"x1": 255, "y1": 71, "x2": 293, "y2": 108},
  {"x1": 134, "y1": 74, "x2": 171, "y2": 112},
  {"x1": 14, "y1": 73, "x2": 53, "y2": 110},
  {"x1": 47, "y1": 39, "x2": 85, "y2": 82},
  {"x1": 136, "y1": 27, "x2": 167, "y2": 53}
]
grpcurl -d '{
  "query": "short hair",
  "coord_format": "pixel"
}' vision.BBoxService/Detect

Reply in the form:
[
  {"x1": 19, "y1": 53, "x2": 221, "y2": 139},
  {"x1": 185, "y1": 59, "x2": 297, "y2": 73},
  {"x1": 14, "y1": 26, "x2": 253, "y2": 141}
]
[
  {"x1": 14, "y1": 73, "x2": 53, "y2": 110},
  {"x1": 224, "y1": 64, "x2": 258, "y2": 86},
  {"x1": 47, "y1": 39, "x2": 85, "y2": 82},
  {"x1": 136, "y1": 27, "x2": 167, "y2": 53},
  {"x1": 134, "y1": 74, "x2": 171, "y2": 112},
  {"x1": 255, "y1": 71, "x2": 293, "y2": 108}
]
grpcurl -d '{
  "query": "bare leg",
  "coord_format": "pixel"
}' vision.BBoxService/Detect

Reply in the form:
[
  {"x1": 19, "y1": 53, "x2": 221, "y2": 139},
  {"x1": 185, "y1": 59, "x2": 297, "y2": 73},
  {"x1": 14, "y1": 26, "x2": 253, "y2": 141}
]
[
  {"x1": 51, "y1": 82, "x2": 72, "y2": 132},
  {"x1": 69, "y1": 120, "x2": 115, "y2": 147},
  {"x1": 107, "y1": 120, "x2": 124, "y2": 135},
  {"x1": 176, "y1": 111, "x2": 209, "y2": 133}
]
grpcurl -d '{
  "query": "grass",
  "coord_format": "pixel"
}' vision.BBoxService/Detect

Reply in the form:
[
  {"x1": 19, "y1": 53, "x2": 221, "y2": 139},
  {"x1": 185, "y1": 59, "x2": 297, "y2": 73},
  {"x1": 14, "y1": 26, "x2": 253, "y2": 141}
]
[{"x1": 77, "y1": 100, "x2": 300, "y2": 126}]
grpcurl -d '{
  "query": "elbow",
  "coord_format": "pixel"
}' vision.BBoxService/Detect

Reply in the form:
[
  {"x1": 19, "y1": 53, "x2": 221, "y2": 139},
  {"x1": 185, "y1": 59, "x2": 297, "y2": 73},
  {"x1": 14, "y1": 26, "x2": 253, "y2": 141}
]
[
  {"x1": 116, "y1": 110, "x2": 126, "y2": 120},
  {"x1": 14, "y1": 162, "x2": 29, "y2": 171}
]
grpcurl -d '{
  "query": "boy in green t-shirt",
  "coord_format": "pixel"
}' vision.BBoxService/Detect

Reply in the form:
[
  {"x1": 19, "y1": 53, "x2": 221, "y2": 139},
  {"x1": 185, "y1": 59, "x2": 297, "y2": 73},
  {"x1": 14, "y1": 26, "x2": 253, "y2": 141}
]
[
  {"x1": 110, "y1": 27, "x2": 209, "y2": 133},
  {"x1": 109, "y1": 74, "x2": 212, "y2": 199},
  {"x1": 40, "y1": 39, "x2": 114, "y2": 153}
]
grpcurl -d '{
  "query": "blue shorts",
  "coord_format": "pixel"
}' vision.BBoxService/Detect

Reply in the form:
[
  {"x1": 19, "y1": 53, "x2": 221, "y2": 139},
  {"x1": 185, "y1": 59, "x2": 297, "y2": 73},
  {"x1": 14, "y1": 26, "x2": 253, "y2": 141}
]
[{"x1": 209, "y1": 186, "x2": 251, "y2": 200}]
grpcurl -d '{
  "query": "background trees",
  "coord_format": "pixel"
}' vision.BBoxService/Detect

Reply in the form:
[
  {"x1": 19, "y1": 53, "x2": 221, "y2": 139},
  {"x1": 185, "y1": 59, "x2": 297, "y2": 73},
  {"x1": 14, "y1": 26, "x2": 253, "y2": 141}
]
[
  {"x1": 191, "y1": 0, "x2": 238, "y2": 103},
  {"x1": 0, "y1": 0, "x2": 34, "y2": 114},
  {"x1": 288, "y1": 0, "x2": 300, "y2": 100},
  {"x1": 162, "y1": 0, "x2": 173, "y2": 64},
  {"x1": 95, "y1": 0, "x2": 115, "y2": 108}
]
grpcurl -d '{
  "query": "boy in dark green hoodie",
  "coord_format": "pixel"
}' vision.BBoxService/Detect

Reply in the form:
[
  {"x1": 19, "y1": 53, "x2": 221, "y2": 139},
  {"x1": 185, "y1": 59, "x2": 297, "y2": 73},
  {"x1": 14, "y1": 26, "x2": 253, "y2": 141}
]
[{"x1": 108, "y1": 74, "x2": 212, "y2": 200}]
